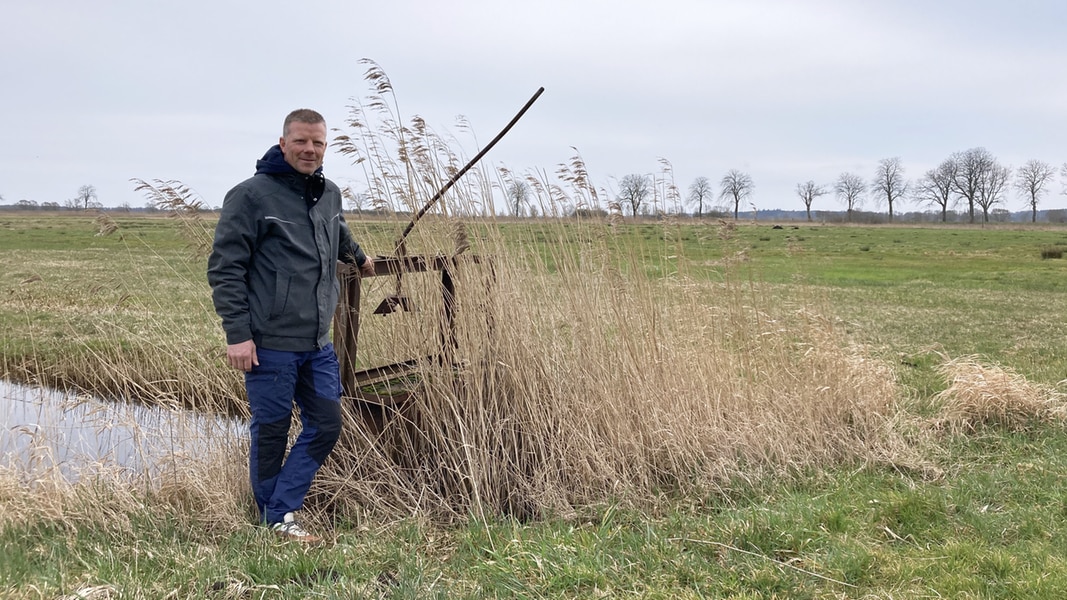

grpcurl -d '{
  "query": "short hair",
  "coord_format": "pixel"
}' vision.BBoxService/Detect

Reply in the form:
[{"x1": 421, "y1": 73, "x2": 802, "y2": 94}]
[{"x1": 282, "y1": 109, "x2": 326, "y2": 137}]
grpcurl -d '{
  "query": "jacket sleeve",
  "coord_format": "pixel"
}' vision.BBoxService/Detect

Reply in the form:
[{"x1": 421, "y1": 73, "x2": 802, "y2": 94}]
[
  {"x1": 338, "y1": 212, "x2": 368, "y2": 266},
  {"x1": 207, "y1": 186, "x2": 256, "y2": 345}
]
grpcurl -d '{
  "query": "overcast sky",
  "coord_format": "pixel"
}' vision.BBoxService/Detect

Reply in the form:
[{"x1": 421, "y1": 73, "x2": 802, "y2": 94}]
[{"x1": 3, "y1": 0, "x2": 1065, "y2": 214}]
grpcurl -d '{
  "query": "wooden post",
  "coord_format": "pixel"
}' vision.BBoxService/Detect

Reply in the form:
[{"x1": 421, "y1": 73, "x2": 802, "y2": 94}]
[{"x1": 333, "y1": 262, "x2": 361, "y2": 398}]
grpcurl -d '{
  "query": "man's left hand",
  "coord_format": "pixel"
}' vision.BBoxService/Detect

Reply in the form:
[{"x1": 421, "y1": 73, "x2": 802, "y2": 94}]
[{"x1": 360, "y1": 257, "x2": 375, "y2": 278}]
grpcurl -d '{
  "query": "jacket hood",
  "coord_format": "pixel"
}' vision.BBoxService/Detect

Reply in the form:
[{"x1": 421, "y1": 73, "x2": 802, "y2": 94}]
[{"x1": 254, "y1": 145, "x2": 324, "y2": 176}]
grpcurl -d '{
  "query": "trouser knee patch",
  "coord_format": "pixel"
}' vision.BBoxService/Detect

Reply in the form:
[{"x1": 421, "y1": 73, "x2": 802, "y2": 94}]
[
  {"x1": 307, "y1": 416, "x2": 342, "y2": 465},
  {"x1": 257, "y1": 417, "x2": 291, "y2": 480}
]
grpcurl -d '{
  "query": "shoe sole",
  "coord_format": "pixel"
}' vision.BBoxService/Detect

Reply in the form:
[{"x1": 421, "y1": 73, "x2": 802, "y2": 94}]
[{"x1": 274, "y1": 531, "x2": 324, "y2": 545}]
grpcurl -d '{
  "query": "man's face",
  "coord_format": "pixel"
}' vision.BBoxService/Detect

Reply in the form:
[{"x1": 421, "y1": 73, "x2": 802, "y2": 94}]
[{"x1": 279, "y1": 121, "x2": 328, "y2": 175}]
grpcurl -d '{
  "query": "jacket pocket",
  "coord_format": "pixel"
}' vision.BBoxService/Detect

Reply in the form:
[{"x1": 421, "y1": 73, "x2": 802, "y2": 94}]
[{"x1": 269, "y1": 271, "x2": 293, "y2": 320}]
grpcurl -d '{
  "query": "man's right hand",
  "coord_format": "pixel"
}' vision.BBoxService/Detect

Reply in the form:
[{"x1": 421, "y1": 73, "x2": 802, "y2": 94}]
[{"x1": 226, "y1": 339, "x2": 259, "y2": 372}]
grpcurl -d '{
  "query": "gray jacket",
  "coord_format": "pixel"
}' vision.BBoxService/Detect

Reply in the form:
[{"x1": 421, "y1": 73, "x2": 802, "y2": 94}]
[{"x1": 207, "y1": 146, "x2": 367, "y2": 352}]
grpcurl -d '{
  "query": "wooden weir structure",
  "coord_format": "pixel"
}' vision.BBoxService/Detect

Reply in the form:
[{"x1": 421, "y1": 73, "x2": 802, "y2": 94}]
[{"x1": 331, "y1": 253, "x2": 476, "y2": 433}]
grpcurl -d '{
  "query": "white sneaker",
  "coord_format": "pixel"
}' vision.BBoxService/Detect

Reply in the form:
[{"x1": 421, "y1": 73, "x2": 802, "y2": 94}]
[{"x1": 271, "y1": 512, "x2": 322, "y2": 544}]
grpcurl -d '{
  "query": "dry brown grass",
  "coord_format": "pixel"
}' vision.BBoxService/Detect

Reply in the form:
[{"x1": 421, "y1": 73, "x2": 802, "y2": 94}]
[
  {"x1": 933, "y1": 355, "x2": 1067, "y2": 433},
  {"x1": 307, "y1": 213, "x2": 916, "y2": 522}
]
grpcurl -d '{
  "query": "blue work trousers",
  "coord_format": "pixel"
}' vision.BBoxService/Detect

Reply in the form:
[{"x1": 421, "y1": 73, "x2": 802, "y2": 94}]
[{"x1": 245, "y1": 343, "x2": 343, "y2": 525}]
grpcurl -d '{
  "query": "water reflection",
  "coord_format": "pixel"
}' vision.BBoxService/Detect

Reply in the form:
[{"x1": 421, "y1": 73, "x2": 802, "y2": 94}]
[{"x1": 1, "y1": 380, "x2": 245, "y2": 482}]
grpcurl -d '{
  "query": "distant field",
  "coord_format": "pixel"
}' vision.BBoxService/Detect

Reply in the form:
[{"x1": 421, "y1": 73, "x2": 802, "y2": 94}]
[{"x1": 4, "y1": 212, "x2": 1067, "y2": 393}]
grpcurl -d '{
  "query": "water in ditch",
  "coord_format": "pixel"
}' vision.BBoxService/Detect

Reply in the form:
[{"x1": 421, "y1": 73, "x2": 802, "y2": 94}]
[{"x1": 1, "y1": 380, "x2": 245, "y2": 482}]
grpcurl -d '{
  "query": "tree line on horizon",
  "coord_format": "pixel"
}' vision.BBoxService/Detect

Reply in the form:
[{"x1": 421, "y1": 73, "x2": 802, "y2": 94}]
[
  {"x1": 2, "y1": 184, "x2": 103, "y2": 211},
  {"x1": 3, "y1": 151, "x2": 1065, "y2": 224},
  {"x1": 530, "y1": 149, "x2": 1066, "y2": 224}
]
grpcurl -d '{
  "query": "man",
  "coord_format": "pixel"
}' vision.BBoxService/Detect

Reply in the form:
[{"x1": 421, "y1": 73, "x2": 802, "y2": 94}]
[{"x1": 208, "y1": 109, "x2": 375, "y2": 543}]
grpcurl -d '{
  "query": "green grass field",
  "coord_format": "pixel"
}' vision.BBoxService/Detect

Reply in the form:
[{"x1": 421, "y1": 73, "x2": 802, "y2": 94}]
[{"x1": 3, "y1": 212, "x2": 1067, "y2": 599}]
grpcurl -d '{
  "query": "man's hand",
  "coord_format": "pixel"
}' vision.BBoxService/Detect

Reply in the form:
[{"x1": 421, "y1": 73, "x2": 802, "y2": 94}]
[
  {"x1": 360, "y1": 257, "x2": 376, "y2": 278},
  {"x1": 226, "y1": 339, "x2": 259, "y2": 372}
]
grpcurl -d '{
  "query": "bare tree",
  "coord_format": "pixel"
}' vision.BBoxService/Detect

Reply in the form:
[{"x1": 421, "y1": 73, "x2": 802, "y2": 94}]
[
  {"x1": 914, "y1": 159, "x2": 957, "y2": 222},
  {"x1": 687, "y1": 176, "x2": 713, "y2": 217},
  {"x1": 795, "y1": 181, "x2": 827, "y2": 222},
  {"x1": 341, "y1": 186, "x2": 370, "y2": 214},
  {"x1": 1014, "y1": 159, "x2": 1056, "y2": 223},
  {"x1": 871, "y1": 157, "x2": 909, "y2": 221},
  {"x1": 506, "y1": 179, "x2": 531, "y2": 217},
  {"x1": 69, "y1": 184, "x2": 100, "y2": 210},
  {"x1": 719, "y1": 169, "x2": 754, "y2": 220},
  {"x1": 975, "y1": 161, "x2": 1011, "y2": 222},
  {"x1": 617, "y1": 174, "x2": 652, "y2": 217},
  {"x1": 952, "y1": 147, "x2": 995, "y2": 223},
  {"x1": 834, "y1": 173, "x2": 866, "y2": 222}
]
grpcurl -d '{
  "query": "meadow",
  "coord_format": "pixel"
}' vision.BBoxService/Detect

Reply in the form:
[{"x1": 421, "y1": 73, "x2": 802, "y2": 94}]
[{"x1": 3, "y1": 211, "x2": 1067, "y2": 599}]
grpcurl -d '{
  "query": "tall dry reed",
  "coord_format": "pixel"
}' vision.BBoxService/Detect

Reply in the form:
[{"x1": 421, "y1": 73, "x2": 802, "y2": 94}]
[
  {"x1": 315, "y1": 216, "x2": 910, "y2": 522},
  {"x1": 310, "y1": 62, "x2": 911, "y2": 523}
]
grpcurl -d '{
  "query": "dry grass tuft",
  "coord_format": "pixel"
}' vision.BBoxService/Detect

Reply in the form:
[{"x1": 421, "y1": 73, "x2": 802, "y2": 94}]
[
  {"x1": 94, "y1": 213, "x2": 119, "y2": 237},
  {"x1": 933, "y1": 355, "x2": 1067, "y2": 433},
  {"x1": 56, "y1": 584, "x2": 118, "y2": 600}
]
